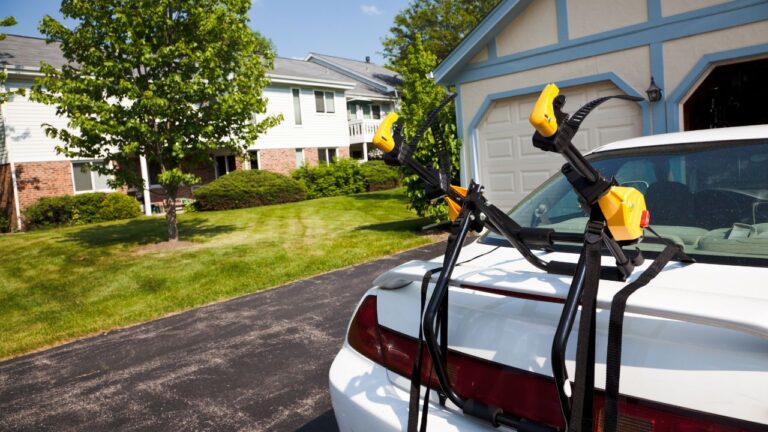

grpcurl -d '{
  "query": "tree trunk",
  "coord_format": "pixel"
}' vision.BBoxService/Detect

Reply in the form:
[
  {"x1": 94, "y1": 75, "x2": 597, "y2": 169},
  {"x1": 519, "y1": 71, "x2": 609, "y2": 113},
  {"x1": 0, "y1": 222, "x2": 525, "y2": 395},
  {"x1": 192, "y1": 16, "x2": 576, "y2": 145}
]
[{"x1": 164, "y1": 192, "x2": 178, "y2": 242}]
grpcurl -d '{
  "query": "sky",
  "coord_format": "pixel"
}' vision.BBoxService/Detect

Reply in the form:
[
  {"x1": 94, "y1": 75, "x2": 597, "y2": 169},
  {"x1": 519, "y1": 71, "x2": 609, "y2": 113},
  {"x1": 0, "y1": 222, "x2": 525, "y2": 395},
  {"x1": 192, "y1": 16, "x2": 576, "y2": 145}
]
[{"x1": 2, "y1": 0, "x2": 412, "y2": 64}]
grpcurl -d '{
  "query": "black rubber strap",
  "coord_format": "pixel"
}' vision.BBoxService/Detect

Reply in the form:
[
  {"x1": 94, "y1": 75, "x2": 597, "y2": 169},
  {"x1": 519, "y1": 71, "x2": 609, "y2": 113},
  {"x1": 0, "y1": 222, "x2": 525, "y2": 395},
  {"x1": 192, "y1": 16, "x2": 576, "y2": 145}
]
[
  {"x1": 602, "y1": 242, "x2": 684, "y2": 432},
  {"x1": 568, "y1": 218, "x2": 604, "y2": 432},
  {"x1": 407, "y1": 267, "x2": 441, "y2": 432}
]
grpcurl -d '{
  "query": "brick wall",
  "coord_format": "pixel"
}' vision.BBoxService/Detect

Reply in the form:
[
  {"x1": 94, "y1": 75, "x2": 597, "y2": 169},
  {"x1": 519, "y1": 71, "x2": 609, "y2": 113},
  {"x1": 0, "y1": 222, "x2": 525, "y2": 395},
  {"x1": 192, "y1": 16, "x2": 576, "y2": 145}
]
[
  {"x1": 304, "y1": 148, "x2": 319, "y2": 168},
  {"x1": 259, "y1": 148, "x2": 299, "y2": 175},
  {"x1": 337, "y1": 146, "x2": 350, "y2": 159},
  {"x1": 14, "y1": 161, "x2": 74, "y2": 211}
]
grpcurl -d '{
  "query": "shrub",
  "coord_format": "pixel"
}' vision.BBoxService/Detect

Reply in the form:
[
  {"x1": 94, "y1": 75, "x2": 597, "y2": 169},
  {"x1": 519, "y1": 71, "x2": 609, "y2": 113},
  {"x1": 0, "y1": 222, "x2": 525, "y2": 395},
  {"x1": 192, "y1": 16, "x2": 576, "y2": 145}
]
[
  {"x1": 97, "y1": 193, "x2": 141, "y2": 221},
  {"x1": 0, "y1": 214, "x2": 9, "y2": 233},
  {"x1": 193, "y1": 169, "x2": 307, "y2": 210},
  {"x1": 359, "y1": 160, "x2": 400, "y2": 191},
  {"x1": 25, "y1": 192, "x2": 141, "y2": 229},
  {"x1": 292, "y1": 158, "x2": 366, "y2": 199}
]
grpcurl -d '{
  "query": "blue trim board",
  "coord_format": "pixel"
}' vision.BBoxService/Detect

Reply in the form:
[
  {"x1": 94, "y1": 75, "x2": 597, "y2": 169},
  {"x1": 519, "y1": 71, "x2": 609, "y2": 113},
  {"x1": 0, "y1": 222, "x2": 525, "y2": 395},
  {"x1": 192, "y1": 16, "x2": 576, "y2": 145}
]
[
  {"x1": 556, "y1": 0, "x2": 569, "y2": 43},
  {"x1": 463, "y1": 73, "x2": 649, "y2": 183},
  {"x1": 433, "y1": 0, "x2": 534, "y2": 84},
  {"x1": 647, "y1": 0, "x2": 662, "y2": 22},
  {"x1": 454, "y1": 85, "x2": 469, "y2": 187},
  {"x1": 487, "y1": 39, "x2": 498, "y2": 60},
  {"x1": 665, "y1": 43, "x2": 768, "y2": 132},
  {"x1": 445, "y1": 0, "x2": 768, "y2": 85},
  {"x1": 649, "y1": 42, "x2": 666, "y2": 134}
]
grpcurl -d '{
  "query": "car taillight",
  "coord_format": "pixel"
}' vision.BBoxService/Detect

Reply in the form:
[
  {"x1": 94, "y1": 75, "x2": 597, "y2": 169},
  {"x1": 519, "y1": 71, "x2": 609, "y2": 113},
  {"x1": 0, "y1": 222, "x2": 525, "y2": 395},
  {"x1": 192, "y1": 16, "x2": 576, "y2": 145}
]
[
  {"x1": 347, "y1": 295, "x2": 384, "y2": 364},
  {"x1": 346, "y1": 294, "x2": 765, "y2": 432}
]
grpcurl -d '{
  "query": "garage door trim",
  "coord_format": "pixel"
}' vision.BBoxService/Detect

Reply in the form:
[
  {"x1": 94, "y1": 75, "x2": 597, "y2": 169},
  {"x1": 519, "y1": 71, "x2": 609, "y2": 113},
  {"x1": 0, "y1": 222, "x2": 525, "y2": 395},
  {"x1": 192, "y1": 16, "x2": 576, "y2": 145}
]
[{"x1": 464, "y1": 72, "x2": 648, "y2": 186}]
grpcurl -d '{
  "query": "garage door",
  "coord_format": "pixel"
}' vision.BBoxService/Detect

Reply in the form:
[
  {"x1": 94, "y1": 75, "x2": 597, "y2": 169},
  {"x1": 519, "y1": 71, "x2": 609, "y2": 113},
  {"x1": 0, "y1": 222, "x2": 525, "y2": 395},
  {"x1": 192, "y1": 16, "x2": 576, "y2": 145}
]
[{"x1": 476, "y1": 81, "x2": 643, "y2": 211}]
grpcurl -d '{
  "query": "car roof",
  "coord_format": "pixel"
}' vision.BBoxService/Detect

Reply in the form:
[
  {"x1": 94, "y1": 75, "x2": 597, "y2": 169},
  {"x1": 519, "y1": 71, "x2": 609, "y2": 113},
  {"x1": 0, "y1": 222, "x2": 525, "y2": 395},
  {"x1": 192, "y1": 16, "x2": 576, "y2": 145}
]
[{"x1": 593, "y1": 125, "x2": 768, "y2": 153}]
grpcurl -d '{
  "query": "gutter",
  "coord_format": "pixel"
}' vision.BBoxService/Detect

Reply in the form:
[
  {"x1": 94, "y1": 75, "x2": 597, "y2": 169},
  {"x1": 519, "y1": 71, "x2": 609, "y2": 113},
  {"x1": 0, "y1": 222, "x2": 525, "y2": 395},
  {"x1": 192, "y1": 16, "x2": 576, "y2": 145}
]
[{"x1": 267, "y1": 73, "x2": 356, "y2": 90}]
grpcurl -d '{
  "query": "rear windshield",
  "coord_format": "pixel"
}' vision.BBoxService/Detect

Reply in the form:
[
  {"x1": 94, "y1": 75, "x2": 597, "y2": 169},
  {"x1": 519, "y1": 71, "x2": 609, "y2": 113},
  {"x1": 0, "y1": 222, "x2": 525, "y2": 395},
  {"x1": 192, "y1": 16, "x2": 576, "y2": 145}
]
[{"x1": 485, "y1": 139, "x2": 768, "y2": 263}]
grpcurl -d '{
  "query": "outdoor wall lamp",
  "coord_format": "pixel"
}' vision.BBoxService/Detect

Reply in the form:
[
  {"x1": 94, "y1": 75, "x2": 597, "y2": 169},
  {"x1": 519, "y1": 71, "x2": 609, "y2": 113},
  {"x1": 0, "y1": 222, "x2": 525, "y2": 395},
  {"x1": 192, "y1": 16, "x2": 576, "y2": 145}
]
[{"x1": 646, "y1": 76, "x2": 663, "y2": 102}]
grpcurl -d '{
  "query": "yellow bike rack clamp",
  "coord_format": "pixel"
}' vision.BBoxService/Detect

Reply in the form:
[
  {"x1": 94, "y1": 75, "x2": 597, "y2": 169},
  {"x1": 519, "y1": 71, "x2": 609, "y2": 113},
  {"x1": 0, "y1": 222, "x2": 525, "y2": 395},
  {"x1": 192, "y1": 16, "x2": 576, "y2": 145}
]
[
  {"x1": 372, "y1": 112, "x2": 399, "y2": 154},
  {"x1": 529, "y1": 83, "x2": 560, "y2": 138}
]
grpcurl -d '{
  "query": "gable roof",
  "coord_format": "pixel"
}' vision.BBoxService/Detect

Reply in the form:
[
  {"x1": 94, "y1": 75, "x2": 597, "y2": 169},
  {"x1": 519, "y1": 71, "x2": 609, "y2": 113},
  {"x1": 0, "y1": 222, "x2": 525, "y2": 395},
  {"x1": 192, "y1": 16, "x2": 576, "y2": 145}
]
[
  {"x1": 432, "y1": 0, "x2": 531, "y2": 85},
  {"x1": 0, "y1": 34, "x2": 68, "y2": 71},
  {"x1": 306, "y1": 53, "x2": 400, "y2": 99},
  {"x1": 270, "y1": 57, "x2": 356, "y2": 89}
]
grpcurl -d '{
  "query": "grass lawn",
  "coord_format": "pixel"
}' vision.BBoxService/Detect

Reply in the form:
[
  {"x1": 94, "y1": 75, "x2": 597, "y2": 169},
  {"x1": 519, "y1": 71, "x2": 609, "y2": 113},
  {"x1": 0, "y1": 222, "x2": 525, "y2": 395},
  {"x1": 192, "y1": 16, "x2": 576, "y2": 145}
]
[{"x1": 0, "y1": 188, "x2": 441, "y2": 360}]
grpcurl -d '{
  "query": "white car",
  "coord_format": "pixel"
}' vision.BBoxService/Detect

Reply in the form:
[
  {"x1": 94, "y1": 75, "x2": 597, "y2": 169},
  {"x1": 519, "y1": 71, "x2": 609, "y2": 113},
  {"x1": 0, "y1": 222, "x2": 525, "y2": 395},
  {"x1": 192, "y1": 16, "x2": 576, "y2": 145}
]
[{"x1": 329, "y1": 125, "x2": 768, "y2": 432}]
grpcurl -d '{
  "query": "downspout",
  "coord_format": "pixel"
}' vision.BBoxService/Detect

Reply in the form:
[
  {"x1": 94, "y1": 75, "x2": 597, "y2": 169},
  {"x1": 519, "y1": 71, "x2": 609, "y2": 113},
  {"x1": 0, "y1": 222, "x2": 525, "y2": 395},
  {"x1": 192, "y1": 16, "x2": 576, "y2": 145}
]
[
  {"x1": 10, "y1": 160, "x2": 21, "y2": 230},
  {"x1": 139, "y1": 155, "x2": 152, "y2": 216}
]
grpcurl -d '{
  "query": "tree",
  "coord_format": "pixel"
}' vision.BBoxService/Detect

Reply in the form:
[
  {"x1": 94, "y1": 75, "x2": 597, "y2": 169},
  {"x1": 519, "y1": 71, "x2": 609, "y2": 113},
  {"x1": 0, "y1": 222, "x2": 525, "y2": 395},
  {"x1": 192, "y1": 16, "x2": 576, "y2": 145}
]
[
  {"x1": 32, "y1": 0, "x2": 281, "y2": 241},
  {"x1": 383, "y1": 0, "x2": 499, "y2": 64},
  {"x1": 1, "y1": 16, "x2": 20, "y2": 104},
  {"x1": 383, "y1": 0, "x2": 498, "y2": 220},
  {"x1": 395, "y1": 34, "x2": 460, "y2": 221}
]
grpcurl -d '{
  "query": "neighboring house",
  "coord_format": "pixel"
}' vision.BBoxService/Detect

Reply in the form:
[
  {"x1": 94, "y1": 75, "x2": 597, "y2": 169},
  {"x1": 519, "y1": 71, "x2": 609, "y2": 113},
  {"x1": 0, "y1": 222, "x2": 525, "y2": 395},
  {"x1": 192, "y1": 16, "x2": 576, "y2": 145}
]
[
  {"x1": 434, "y1": 0, "x2": 768, "y2": 211},
  {"x1": 307, "y1": 53, "x2": 401, "y2": 161},
  {"x1": 0, "y1": 34, "x2": 401, "y2": 229}
]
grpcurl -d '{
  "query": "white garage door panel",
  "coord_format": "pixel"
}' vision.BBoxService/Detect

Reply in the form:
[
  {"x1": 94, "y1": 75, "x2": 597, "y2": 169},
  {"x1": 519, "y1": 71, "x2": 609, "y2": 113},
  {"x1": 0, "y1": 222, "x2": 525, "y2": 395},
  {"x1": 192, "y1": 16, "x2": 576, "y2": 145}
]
[{"x1": 476, "y1": 82, "x2": 642, "y2": 211}]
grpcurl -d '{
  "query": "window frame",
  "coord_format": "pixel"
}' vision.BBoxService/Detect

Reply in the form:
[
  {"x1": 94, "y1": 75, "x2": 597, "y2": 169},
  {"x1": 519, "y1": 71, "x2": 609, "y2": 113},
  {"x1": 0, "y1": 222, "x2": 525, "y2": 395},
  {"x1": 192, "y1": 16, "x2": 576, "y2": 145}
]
[
  {"x1": 314, "y1": 90, "x2": 336, "y2": 114},
  {"x1": 292, "y1": 88, "x2": 303, "y2": 126},
  {"x1": 71, "y1": 160, "x2": 113, "y2": 194},
  {"x1": 295, "y1": 148, "x2": 305, "y2": 168},
  {"x1": 215, "y1": 154, "x2": 237, "y2": 178},
  {"x1": 248, "y1": 150, "x2": 260, "y2": 170}
]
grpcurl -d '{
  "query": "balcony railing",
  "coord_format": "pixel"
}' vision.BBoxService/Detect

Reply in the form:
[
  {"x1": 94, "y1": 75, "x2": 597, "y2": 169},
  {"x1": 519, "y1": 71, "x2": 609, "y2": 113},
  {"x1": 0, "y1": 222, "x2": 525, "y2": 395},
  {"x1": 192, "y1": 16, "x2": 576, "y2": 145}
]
[{"x1": 348, "y1": 118, "x2": 381, "y2": 144}]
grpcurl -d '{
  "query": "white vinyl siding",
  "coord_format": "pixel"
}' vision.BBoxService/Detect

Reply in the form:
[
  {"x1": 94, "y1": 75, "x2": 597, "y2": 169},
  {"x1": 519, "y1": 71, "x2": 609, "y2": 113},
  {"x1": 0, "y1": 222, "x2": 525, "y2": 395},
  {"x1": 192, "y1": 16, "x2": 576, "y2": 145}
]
[
  {"x1": 2, "y1": 79, "x2": 72, "y2": 163},
  {"x1": 251, "y1": 86, "x2": 349, "y2": 151}
]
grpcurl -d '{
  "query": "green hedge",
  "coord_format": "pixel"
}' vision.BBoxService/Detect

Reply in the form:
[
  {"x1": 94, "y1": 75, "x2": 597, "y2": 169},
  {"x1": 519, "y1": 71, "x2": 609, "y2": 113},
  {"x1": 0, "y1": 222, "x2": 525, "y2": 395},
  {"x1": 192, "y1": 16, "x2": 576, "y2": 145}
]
[
  {"x1": 359, "y1": 160, "x2": 400, "y2": 191},
  {"x1": 292, "y1": 158, "x2": 366, "y2": 199},
  {"x1": 193, "y1": 169, "x2": 307, "y2": 211},
  {"x1": 292, "y1": 159, "x2": 400, "y2": 199},
  {"x1": 25, "y1": 192, "x2": 140, "y2": 229}
]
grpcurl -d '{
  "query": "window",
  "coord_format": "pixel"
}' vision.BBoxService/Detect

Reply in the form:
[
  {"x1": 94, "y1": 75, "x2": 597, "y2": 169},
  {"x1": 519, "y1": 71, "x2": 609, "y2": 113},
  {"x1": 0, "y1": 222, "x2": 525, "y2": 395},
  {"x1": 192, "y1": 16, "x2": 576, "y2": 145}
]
[
  {"x1": 314, "y1": 90, "x2": 335, "y2": 113},
  {"x1": 72, "y1": 161, "x2": 111, "y2": 192},
  {"x1": 372, "y1": 104, "x2": 381, "y2": 120},
  {"x1": 148, "y1": 161, "x2": 162, "y2": 187},
  {"x1": 362, "y1": 104, "x2": 371, "y2": 119},
  {"x1": 318, "y1": 148, "x2": 337, "y2": 165},
  {"x1": 348, "y1": 103, "x2": 357, "y2": 120},
  {"x1": 216, "y1": 155, "x2": 236, "y2": 178},
  {"x1": 292, "y1": 88, "x2": 302, "y2": 125},
  {"x1": 248, "y1": 150, "x2": 260, "y2": 170},
  {"x1": 295, "y1": 148, "x2": 305, "y2": 167}
]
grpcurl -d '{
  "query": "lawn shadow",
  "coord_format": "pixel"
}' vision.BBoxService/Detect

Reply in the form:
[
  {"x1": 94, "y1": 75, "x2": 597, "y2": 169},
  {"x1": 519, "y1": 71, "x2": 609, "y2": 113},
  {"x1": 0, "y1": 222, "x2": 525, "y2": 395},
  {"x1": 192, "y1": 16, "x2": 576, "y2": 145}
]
[
  {"x1": 350, "y1": 191, "x2": 407, "y2": 201},
  {"x1": 354, "y1": 217, "x2": 434, "y2": 233},
  {"x1": 62, "y1": 217, "x2": 236, "y2": 248}
]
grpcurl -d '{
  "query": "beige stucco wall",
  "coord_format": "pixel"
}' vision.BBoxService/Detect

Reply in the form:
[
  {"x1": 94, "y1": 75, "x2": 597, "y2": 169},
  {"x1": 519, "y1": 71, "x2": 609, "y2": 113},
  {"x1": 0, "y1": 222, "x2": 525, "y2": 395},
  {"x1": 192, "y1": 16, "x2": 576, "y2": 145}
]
[
  {"x1": 459, "y1": 45, "x2": 651, "y2": 136},
  {"x1": 495, "y1": 0, "x2": 558, "y2": 57},
  {"x1": 567, "y1": 0, "x2": 648, "y2": 39},
  {"x1": 663, "y1": 20, "x2": 768, "y2": 101},
  {"x1": 661, "y1": 0, "x2": 730, "y2": 17},
  {"x1": 469, "y1": 47, "x2": 489, "y2": 64}
]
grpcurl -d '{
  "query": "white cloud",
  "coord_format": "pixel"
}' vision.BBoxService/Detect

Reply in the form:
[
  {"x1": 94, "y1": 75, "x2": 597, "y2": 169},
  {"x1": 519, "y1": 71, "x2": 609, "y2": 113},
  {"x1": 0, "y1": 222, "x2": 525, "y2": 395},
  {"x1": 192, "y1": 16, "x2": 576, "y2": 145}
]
[{"x1": 360, "y1": 4, "x2": 382, "y2": 16}]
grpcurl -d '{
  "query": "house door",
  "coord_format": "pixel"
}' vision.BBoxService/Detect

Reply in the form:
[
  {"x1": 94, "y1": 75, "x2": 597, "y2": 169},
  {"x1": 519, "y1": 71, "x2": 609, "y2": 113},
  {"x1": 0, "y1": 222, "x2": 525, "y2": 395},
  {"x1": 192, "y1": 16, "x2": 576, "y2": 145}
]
[{"x1": 684, "y1": 57, "x2": 768, "y2": 130}]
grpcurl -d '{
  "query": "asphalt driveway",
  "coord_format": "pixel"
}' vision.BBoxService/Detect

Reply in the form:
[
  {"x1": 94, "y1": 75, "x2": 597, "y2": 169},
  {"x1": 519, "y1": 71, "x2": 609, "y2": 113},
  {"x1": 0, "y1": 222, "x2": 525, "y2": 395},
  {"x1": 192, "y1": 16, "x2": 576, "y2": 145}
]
[{"x1": 0, "y1": 241, "x2": 447, "y2": 432}]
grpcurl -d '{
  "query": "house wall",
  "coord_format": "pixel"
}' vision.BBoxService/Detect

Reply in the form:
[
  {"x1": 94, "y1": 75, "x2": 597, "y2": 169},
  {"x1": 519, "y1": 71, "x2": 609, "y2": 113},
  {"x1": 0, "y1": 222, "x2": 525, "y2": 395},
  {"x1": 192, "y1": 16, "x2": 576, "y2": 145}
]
[
  {"x1": 14, "y1": 161, "x2": 73, "y2": 211},
  {"x1": 255, "y1": 86, "x2": 350, "y2": 151},
  {"x1": 3, "y1": 79, "x2": 71, "y2": 163},
  {"x1": 440, "y1": 0, "x2": 768, "y2": 187}
]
